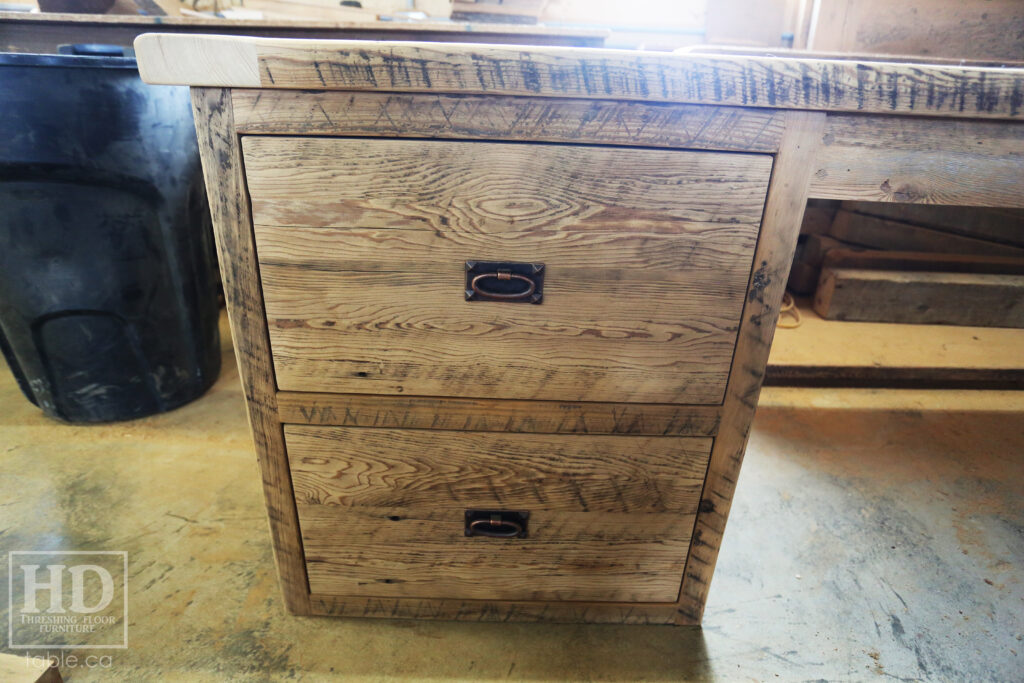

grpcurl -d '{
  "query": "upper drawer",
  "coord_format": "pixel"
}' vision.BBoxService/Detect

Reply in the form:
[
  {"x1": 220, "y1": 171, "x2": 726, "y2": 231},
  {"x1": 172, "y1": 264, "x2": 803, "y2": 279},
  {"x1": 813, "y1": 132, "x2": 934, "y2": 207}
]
[{"x1": 243, "y1": 137, "x2": 772, "y2": 404}]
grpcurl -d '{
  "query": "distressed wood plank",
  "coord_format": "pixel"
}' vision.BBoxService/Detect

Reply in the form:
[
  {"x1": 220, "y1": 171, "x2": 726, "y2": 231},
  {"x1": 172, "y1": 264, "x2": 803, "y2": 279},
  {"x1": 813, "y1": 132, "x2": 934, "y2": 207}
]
[
  {"x1": 828, "y1": 209, "x2": 1024, "y2": 256},
  {"x1": 231, "y1": 90, "x2": 787, "y2": 152},
  {"x1": 814, "y1": 268, "x2": 1024, "y2": 327},
  {"x1": 276, "y1": 392, "x2": 722, "y2": 436},
  {"x1": 244, "y1": 137, "x2": 770, "y2": 404},
  {"x1": 286, "y1": 426, "x2": 711, "y2": 513},
  {"x1": 134, "y1": 34, "x2": 1024, "y2": 119},
  {"x1": 676, "y1": 110, "x2": 826, "y2": 624},
  {"x1": 287, "y1": 426, "x2": 708, "y2": 602},
  {"x1": 300, "y1": 506, "x2": 694, "y2": 602},
  {"x1": 810, "y1": 114, "x2": 1024, "y2": 207},
  {"x1": 839, "y1": 202, "x2": 1024, "y2": 248},
  {"x1": 190, "y1": 88, "x2": 311, "y2": 615},
  {"x1": 310, "y1": 594, "x2": 686, "y2": 623}
]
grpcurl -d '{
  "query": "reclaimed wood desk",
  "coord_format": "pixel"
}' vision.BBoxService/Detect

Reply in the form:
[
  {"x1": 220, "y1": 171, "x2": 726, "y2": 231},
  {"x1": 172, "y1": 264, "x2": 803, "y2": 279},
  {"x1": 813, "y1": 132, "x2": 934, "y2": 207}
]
[
  {"x1": 135, "y1": 34, "x2": 1024, "y2": 624},
  {"x1": 0, "y1": 11, "x2": 607, "y2": 53}
]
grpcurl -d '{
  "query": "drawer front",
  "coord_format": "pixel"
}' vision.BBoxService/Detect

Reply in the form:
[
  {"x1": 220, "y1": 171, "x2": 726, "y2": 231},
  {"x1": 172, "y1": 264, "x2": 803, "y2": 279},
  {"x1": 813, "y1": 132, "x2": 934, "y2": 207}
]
[
  {"x1": 287, "y1": 426, "x2": 712, "y2": 603},
  {"x1": 243, "y1": 137, "x2": 772, "y2": 404}
]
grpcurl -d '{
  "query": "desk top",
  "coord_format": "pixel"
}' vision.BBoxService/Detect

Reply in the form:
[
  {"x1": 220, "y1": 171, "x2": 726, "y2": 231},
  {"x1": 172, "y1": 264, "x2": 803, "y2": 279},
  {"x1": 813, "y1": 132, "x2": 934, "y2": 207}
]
[{"x1": 134, "y1": 34, "x2": 1024, "y2": 120}]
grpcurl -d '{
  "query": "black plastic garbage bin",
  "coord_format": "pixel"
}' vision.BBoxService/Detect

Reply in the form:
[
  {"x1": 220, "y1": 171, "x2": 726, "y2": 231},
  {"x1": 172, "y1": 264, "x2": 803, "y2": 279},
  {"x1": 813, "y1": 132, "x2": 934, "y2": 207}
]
[{"x1": 0, "y1": 45, "x2": 221, "y2": 423}]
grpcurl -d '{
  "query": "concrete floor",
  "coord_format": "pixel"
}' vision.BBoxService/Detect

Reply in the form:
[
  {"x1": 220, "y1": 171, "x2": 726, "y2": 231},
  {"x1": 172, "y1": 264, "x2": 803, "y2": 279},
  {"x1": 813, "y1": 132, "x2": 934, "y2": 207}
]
[{"x1": 1, "y1": 317, "x2": 1022, "y2": 681}]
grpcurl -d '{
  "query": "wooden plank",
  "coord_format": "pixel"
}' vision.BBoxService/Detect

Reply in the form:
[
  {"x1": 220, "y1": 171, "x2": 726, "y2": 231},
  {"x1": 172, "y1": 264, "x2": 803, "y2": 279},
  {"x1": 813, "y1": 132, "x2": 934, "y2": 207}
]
[
  {"x1": 309, "y1": 593, "x2": 682, "y2": 623},
  {"x1": 799, "y1": 199, "x2": 840, "y2": 235},
  {"x1": 800, "y1": 233, "x2": 865, "y2": 267},
  {"x1": 300, "y1": 506, "x2": 694, "y2": 601},
  {"x1": 133, "y1": 34, "x2": 1024, "y2": 119},
  {"x1": 190, "y1": 88, "x2": 311, "y2": 615},
  {"x1": 0, "y1": 653, "x2": 61, "y2": 683},
  {"x1": 807, "y1": 0, "x2": 1024, "y2": 62},
  {"x1": 839, "y1": 202, "x2": 1024, "y2": 248},
  {"x1": 0, "y1": 12, "x2": 606, "y2": 54},
  {"x1": 765, "y1": 364, "x2": 1024, "y2": 390},
  {"x1": 287, "y1": 425, "x2": 709, "y2": 602},
  {"x1": 231, "y1": 90, "x2": 788, "y2": 153},
  {"x1": 768, "y1": 297, "x2": 1024, "y2": 371},
  {"x1": 787, "y1": 232, "x2": 861, "y2": 293},
  {"x1": 286, "y1": 426, "x2": 711, "y2": 512},
  {"x1": 676, "y1": 110, "x2": 826, "y2": 624},
  {"x1": 814, "y1": 268, "x2": 1024, "y2": 327},
  {"x1": 809, "y1": 114, "x2": 1024, "y2": 207},
  {"x1": 785, "y1": 259, "x2": 820, "y2": 295},
  {"x1": 828, "y1": 210, "x2": 1024, "y2": 256},
  {"x1": 276, "y1": 392, "x2": 723, "y2": 436},
  {"x1": 244, "y1": 137, "x2": 770, "y2": 404},
  {"x1": 820, "y1": 248, "x2": 1024, "y2": 274}
]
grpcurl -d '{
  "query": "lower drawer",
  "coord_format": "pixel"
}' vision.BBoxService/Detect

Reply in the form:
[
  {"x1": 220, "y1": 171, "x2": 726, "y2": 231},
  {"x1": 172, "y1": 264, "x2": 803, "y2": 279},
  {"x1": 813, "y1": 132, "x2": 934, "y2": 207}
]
[{"x1": 286, "y1": 426, "x2": 712, "y2": 603}]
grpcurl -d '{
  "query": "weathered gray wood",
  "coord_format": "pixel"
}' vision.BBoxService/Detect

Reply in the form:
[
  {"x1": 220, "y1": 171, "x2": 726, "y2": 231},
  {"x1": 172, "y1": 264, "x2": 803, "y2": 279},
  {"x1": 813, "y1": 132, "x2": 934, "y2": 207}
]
[
  {"x1": 675, "y1": 110, "x2": 827, "y2": 624},
  {"x1": 810, "y1": 114, "x2": 1024, "y2": 207},
  {"x1": 276, "y1": 392, "x2": 723, "y2": 437},
  {"x1": 134, "y1": 34, "x2": 1024, "y2": 119},
  {"x1": 190, "y1": 88, "x2": 311, "y2": 614},
  {"x1": 828, "y1": 210, "x2": 1024, "y2": 257},
  {"x1": 231, "y1": 90, "x2": 788, "y2": 153},
  {"x1": 840, "y1": 202, "x2": 1024, "y2": 248},
  {"x1": 814, "y1": 268, "x2": 1024, "y2": 327},
  {"x1": 821, "y1": 248, "x2": 1024, "y2": 274}
]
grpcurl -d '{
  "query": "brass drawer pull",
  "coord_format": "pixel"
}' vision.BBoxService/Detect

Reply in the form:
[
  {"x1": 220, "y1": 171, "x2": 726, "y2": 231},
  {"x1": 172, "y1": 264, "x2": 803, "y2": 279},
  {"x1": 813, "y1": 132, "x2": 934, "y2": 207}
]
[
  {"x1": 465, "y1": 261, "x2": 544, "y2": 304},
  {"x1": 465, "y1": 509, "x2": 529, "y2": 538},
  {"x1": 471, "y1": 272, "x2": 535, "y2": 299}
]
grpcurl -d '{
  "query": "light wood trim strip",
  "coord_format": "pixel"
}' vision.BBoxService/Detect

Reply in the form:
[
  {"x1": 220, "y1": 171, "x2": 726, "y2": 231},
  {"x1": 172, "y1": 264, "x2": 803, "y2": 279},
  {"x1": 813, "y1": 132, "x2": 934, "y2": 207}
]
[
  {"x1": 809, "y1": 113, "x2": 1024, "y2": 207},
  {"x1": 310, "y1": 593, "x2": 688, "y2": 624},
  {"x1": 134, "y1": 34, "x2": 1024, "y2": 119},
  {"x1": 675, "y1": 110, "x2": 827, "y2": 624},
  {"x1": 190, "y1": 88, "x2": 311, "y2": 615},
  {"x1": 277, "y1": 392, "x2": 722, "y2": 436},
  {"x1": 231, "y1": 90, "x2": 787, "y2": 152}
]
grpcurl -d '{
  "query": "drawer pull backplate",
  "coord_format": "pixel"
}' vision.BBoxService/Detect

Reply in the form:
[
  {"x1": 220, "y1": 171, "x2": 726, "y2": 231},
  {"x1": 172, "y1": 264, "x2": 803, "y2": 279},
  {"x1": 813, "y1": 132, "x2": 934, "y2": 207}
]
[{"x1": 465, "y1": 261, "x2": 544, "y2": 304}]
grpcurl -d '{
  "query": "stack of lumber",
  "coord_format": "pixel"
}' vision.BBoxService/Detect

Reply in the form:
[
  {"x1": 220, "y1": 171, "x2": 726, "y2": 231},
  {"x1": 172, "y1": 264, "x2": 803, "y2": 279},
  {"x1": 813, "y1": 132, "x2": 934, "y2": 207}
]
[{"x1": 787, "y1": 201, "x2": 1024, "y2": 328}]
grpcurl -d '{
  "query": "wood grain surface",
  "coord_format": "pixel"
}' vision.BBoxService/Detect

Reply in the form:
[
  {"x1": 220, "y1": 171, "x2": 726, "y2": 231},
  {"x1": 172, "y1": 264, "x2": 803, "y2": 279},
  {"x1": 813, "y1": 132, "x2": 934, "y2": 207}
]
[
  {"x1": 134, "y1": 34, "x2": 1024, "y2": 119},
  {"x1": 190, "y1": 88, "x2": 311, "y2": 614},
  {"x1": 838, "y1": 202, "x2": 1024, "y2": 247},
  {"x1": 676, "y1": 110, "x2": 826, "y2": 624},
  {"x1": 814, "y1": 268, "x2": 1024, "y2": 327},
  {"x1": 309, "y1": 594, "x2": 682, "y2": 623},
  {"x1": 286, "y1": 426, "x2": 711, "y2": 512},
  {"x1": 809, "y1": 114, "x2": 1024, "y2": 207},
  {"x1": 276, "y1": 391, "x2": 722, "y2": 436},
  {"x1": 828, "y1": 209, "x2": 1024, "y2": 256},
  {"x1": 244, "y1": 137, "x2": 771, "y2": 403},
  {"x1": 287, "y1": 426, "x2": 709, "y2": 602},
  {"x1": 300, "y1": 506, "x2": 695, "y2": 601},
  {"x1": 231, "y1": 90, "x2": 787, "y2": 152}
]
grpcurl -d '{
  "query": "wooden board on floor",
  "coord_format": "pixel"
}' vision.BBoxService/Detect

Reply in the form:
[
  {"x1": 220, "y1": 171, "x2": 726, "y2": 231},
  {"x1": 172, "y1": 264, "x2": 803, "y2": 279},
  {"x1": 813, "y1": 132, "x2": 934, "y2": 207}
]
[
  {"x1": 813, "y1": 268, "x2": 1024, "y2": 327},
  {"x1": 766, "y1": 298, "x2": 1024, "y2": 388}
]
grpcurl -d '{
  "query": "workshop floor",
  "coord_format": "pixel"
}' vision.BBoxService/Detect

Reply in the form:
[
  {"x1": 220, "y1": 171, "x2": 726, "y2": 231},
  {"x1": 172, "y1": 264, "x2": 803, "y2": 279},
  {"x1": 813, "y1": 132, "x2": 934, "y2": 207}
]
[{"x1": 1, "y1": 316, "x2": 1022, "y2": 682}]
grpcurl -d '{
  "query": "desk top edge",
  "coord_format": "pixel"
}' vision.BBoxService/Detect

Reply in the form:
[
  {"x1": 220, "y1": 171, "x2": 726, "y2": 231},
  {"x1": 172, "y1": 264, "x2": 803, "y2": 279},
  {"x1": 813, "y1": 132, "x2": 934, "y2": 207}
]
[{"x1": 134, "y1": 33, "x2": 1024, "y2": 120}]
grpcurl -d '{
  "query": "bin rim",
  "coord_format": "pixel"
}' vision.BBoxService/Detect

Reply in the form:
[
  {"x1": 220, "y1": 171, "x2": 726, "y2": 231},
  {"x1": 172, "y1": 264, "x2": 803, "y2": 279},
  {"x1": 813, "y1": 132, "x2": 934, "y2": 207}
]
[{"x1": 0, "y1": 51, "x2": 137, "y2": 70}]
